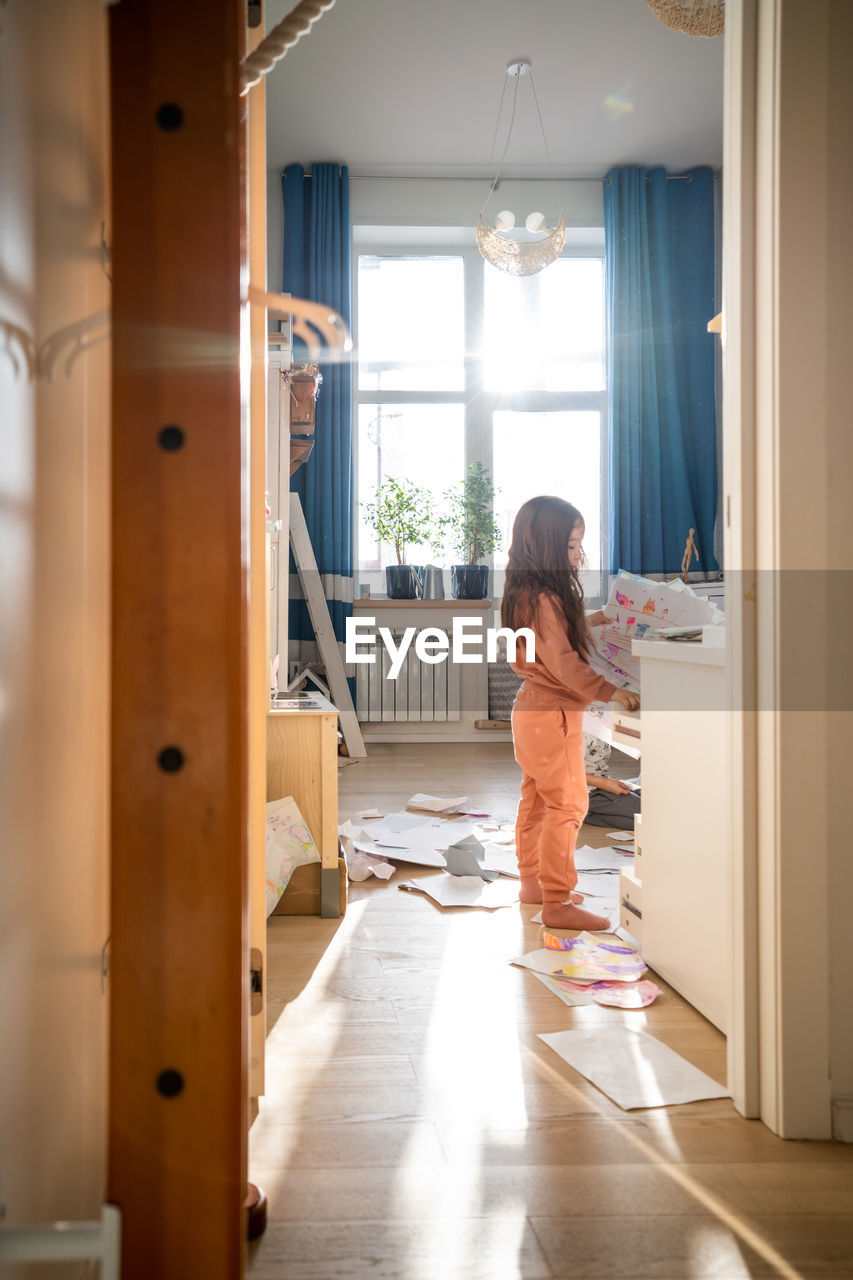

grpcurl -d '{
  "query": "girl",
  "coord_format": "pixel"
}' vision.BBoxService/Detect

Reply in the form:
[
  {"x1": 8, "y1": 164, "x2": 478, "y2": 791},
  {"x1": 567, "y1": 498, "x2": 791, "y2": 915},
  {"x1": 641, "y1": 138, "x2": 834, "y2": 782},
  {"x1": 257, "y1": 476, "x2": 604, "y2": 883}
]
[{"x1": 501, "y1": 496, "x2": 640, "y2": 930}]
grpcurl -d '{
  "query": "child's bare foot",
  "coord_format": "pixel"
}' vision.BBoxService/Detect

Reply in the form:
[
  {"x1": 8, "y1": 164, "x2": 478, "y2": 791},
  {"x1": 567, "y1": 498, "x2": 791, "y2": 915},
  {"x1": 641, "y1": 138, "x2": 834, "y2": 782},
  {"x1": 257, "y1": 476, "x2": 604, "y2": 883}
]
[
  {"x1": 520, "y1": 879, "x2": 584, "y2": 906},
  {"x1": 519, "y1": 877, "x2": 542, "y2": 904},
  {"x1": 541, "y1": 901, "x2": 610, "y2": 931}
]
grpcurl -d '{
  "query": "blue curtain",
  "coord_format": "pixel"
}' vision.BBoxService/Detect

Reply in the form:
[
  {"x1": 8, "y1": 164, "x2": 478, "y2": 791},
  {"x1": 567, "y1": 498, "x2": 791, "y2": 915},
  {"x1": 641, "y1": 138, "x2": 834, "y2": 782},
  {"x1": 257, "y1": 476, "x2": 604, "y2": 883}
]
[
  {"x1": 282, "y1": 163, "x2": 353, "y2": 659},
  {"x1": 604, "y1": 165, "x2": 718, "y2": 576}
]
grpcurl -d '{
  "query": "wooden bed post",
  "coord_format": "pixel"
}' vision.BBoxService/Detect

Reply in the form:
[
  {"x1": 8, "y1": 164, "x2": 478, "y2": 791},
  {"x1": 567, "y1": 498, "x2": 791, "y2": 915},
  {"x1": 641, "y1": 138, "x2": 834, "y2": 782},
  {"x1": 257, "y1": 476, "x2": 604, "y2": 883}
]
[{"x1": 108, "y1": 2, "x2": 249, "y2": 1275}]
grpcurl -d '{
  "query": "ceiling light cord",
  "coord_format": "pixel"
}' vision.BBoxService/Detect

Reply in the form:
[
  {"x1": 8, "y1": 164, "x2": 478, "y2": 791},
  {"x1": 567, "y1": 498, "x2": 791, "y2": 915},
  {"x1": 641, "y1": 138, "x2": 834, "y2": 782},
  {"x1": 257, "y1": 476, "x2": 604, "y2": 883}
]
[
  {"x1": 528, "y1": 68, "x2": 563, "y2": 219},
  {"x1": 480, "y1": 70, "x2": 521, "y2": 216}
]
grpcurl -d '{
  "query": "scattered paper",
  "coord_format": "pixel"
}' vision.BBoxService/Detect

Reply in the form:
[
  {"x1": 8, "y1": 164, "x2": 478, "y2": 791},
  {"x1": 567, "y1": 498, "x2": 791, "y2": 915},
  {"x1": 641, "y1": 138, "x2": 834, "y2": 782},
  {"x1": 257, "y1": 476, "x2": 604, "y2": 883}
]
[
  {"x1": 585, "y1": 979, "x2": 661, "y2": 1009},
  {"x1": 479, "y1": 844, "x2": 520, "y2": 878},
  {"x1": 407, "y1": 793, "x2": 469, "y2": 814},
  {"x1": 343, "y1": 846, "x2": 395, "y2": 882},
  {"x1": 611, "y1": 844, "x2": 635, "y2": 855},
  {"x1": 358, "y1": 808, "x2": 384, "y2": 819},
  {"x1": 575, "y1": 845, "x2": 632, "y2": 872},
  {"x1": 359, "y1": 841, "x2": 447, "y2": 869},
  {"x1": 530, "y1": 969, "x2": 596, "y2": 1007},
  {"x1": 538, "y1": 1027, "x2": 730, "y2": 1110},
  {"x1": 443, "y1": 833, "x2": 498, "y2": 881},
  {"x1": 607, "y1": 831, "x2": 634, "y2": 841},
  {"x1": 542, "y1": 931, "x2": 647, "y2": 981},
  {"x1": 480, "y1": 826, "x2": 516, "y2": 845},
  {"x1": 338, "y1": 819, "x2": 362, "y2": 840},
  {"x1": 399, "y1": 874, "x2": 519, "y2": 910},
  {"x1": 379, "y1": 812, "x2": 439, "y2": 833},
  {"x1": 368, "y1": 813, "x2": 473, "y2": 851},
  {"x1": 511, "y1": 939, "x2": 644, "y2": 985}
]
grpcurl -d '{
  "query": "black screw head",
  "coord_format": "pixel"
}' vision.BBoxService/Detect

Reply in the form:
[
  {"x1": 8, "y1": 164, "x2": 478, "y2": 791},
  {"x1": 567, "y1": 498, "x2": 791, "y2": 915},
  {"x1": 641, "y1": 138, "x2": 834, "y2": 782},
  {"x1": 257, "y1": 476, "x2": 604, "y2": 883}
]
[
  {"x1": 155, "y1": 103, "x2": 184, "y2": 132},
  {"x1": 157, "y1": 746, "x2": 184, "y2": 773},
  {"x1": 158, "y1": 425, "x2": 185, "y2": 452},
  {"x1": 156, "y1": 1069, "x2": 184, "y2": 1098}
]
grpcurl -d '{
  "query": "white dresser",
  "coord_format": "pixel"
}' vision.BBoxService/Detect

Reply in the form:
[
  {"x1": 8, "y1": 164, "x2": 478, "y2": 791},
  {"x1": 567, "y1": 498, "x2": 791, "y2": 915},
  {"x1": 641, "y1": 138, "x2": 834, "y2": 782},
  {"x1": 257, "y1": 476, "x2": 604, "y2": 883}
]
[{"x1": 624, "y1": 637, "x2": 730, "y2": 1032}]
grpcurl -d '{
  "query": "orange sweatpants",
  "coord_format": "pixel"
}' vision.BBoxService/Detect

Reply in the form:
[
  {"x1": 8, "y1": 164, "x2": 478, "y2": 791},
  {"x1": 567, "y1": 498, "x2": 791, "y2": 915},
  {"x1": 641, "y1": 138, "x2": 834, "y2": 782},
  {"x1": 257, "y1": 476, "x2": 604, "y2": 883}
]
[{"x1": 511, "y1": 692, "x2": 589, "y2": 902}]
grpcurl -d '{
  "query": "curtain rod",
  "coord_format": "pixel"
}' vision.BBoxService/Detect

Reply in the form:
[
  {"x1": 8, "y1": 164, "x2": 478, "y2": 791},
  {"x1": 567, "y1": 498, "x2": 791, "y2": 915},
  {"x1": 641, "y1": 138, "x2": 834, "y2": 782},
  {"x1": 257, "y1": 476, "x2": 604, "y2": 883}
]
[{"x1": 285, "y1": 171, "x2": 719, "y2": 182}]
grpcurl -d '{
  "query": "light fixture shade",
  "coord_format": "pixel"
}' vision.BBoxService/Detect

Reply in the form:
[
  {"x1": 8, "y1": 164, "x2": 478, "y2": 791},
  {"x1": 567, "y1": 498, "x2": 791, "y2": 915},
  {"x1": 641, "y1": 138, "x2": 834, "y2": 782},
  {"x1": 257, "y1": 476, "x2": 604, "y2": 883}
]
[
  {"x1": 645, "y1": 0, "x2": 724, "y2": 38},
  {"x1": 476, "y1": 216, "x2": 566, "y2": 278}
]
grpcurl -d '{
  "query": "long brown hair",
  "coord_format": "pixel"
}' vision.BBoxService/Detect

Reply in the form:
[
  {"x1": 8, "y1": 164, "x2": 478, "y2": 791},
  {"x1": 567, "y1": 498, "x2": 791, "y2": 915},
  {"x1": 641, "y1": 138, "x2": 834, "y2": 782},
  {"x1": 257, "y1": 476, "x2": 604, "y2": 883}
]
[{"x1": 500, "y1": 496, "x2": 589, "y2": 660}]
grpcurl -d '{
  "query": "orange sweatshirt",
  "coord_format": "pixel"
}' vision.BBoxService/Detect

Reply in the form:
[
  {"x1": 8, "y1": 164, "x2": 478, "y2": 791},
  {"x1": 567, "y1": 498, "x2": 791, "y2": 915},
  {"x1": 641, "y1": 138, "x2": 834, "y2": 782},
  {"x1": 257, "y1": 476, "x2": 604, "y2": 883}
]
[{"x1": 510, "y1": 592, "x2": 617, "y2": 710}]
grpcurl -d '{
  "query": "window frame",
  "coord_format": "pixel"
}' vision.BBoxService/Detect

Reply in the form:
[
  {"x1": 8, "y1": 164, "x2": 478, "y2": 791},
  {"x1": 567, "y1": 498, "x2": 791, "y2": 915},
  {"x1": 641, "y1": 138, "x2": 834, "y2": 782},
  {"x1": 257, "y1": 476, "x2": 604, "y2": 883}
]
[{"x1": 353, "y1": 233, "x2": 608, "y2": 603}]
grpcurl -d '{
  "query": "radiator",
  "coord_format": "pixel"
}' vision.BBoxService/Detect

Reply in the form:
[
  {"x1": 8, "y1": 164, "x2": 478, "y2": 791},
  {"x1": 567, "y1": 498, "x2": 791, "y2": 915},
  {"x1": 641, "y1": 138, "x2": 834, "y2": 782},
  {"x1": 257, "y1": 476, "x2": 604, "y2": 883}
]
[{"x1": 355, "y1": 631, "x2": 461, "y2": 723}]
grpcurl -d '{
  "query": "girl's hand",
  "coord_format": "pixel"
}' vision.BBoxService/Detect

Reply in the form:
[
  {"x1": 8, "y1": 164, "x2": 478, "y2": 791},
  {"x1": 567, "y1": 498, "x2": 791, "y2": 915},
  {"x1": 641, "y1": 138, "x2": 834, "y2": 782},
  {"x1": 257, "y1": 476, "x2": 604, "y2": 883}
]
[
  {"x1": 612, "y1": 688, "x2": 640, "y2": 711},
  {"x1": 595, "y1": 777, "x2": 632, "y2": 795}
]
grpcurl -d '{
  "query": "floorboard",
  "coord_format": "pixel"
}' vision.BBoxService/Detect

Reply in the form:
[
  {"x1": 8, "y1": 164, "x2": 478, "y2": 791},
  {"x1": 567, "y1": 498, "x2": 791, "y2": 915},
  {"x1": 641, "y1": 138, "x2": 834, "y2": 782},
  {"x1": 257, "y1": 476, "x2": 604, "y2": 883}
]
[{"x1": 249, "y1": 743, "x2": 853, "y2": 1279}]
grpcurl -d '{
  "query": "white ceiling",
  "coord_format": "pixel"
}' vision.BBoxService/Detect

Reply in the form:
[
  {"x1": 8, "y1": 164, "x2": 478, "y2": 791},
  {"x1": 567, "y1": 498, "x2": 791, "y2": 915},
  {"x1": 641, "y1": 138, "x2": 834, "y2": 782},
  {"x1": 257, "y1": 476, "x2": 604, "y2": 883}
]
[{"x1": 264, "y1": 0, "x2": 724, "y2": 180}]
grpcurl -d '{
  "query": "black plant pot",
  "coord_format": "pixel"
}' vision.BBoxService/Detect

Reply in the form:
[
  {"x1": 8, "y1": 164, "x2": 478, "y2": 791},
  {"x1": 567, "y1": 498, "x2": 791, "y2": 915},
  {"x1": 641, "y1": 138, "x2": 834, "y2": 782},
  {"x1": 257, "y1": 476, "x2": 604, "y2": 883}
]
[
  {"x1": 451, "y1": 564, "x2": 489, "y2": 599},
  {"x1": 385, "y1": 564, "x2": 419, "y2": 599}
]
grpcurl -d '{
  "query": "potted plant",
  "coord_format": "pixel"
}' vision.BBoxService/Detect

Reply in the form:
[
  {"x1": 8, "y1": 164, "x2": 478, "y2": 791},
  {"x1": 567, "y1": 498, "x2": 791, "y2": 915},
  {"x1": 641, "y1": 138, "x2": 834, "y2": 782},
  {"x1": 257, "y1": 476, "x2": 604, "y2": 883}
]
[
  {"x1": 362, "y1": 477, "x2": 434, "y2": 598},
  {"x1": 438, "y1": 463, "x2": 502, "y2": 599}
]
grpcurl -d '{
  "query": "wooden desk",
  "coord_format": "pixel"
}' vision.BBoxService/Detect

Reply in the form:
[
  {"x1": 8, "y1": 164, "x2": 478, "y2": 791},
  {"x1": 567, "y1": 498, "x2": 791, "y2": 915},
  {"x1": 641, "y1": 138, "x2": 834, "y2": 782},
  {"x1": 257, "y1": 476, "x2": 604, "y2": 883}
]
[{"x1": 266, "y1": 693, "x2": 341, "y2": 918}]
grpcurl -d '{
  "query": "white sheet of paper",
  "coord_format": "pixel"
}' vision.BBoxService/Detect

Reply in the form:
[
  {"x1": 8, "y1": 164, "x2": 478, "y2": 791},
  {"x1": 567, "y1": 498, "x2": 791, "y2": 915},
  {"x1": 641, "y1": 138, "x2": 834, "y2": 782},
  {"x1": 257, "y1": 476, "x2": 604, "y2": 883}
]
[
  {"x1": 530, "y1": 969, "x2": 597, "y2": 1007},
  {"x1": 407, "y1": 793, "x2": 469, "y2": 813},
  {"x1": 539, "y1": 1027, "x2": 730, "y2": 1110},
  {"x1": 480, "y1": 844, "x2": 520, "y2": 878},
  {"x1": 379, "y1": 812, "x2": 438, "y2": 833},
  {"x1": 511, "y1": 950, "x2": 598, "y2": 981},
  {"x1": 575, "y1": 871, "x2": 620, "y2": 910},
  {"x1": 358, "y1": 808, "x2": 384, "y2": 819},
  {"x1": 443, "y1": 834, "x2": 498, "y2": 881},
  {"x1": 607, "y1": 831, "x2": 634, "y2": 841},
  {"x1": 357, "y1": 840, "x2": 447, "y2": 869},
  {"x1": 399, "y1": 874, "x2": 519, "y2": 909},
  {"x1": 369, "y1": 814, "x2": 473, "y2": 850},
  {"x1": 575, "y1": 845, "x2": 633, "y2": 872}
]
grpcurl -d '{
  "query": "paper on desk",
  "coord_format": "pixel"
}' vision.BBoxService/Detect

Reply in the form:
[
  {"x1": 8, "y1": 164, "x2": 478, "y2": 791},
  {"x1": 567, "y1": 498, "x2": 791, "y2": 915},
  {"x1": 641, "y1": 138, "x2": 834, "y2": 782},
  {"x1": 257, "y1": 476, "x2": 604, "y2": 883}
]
[
  {"x1": 538, "y1": 1027, "x2": 730, "y2": 1110},
  {"x1": 399, "y1": 874, "x2": 519, "y2": 910},
  {"x1": 443, "y1": 833, "x2": 498, "y2": 881},
  {"x1": 607, "y1": 831, "x2": 634, "y2": 841},
  {"x1": 358, "y1": 808, "x2": 384, "y2": 819},
  {"x1": 407, "y1": 793, "x2": 469, "y2": 814}
]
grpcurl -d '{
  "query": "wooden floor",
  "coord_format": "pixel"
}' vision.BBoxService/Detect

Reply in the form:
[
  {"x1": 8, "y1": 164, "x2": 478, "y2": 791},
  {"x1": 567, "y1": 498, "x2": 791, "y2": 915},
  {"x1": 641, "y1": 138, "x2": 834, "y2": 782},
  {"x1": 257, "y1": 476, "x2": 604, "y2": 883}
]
[{"x1": 248, "y1": 743, "x2": 853, "y2": 1279}]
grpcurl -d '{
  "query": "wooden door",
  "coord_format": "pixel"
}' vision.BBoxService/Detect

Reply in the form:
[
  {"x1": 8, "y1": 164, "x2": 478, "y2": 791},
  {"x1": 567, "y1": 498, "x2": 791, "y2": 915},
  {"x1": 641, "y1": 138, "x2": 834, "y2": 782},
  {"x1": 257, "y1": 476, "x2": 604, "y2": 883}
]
[{"x1": 108, "y1": 2, "x2": 249, "y2": 1275}]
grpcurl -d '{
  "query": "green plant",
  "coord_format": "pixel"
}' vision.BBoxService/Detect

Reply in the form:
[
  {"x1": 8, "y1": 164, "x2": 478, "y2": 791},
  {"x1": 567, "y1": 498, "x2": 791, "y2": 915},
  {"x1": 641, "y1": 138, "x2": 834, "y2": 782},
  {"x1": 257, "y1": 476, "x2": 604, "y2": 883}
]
[
  {"x1": 439, "y1": 463, "x2": 502, "y2": 565},
  {"x1": 362, "y1": 477, "x2": 434, "y2": 565}
]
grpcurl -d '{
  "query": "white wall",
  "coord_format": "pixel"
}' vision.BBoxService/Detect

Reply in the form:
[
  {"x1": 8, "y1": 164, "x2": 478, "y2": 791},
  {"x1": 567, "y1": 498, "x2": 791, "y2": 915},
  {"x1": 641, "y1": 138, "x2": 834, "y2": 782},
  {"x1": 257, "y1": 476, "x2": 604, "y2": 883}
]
[
  {"x1": 267, "y1": 174, "x2": 604, "y2": 290},
  {"x1": 0, "y1": 0, "x2": 111, "y2": 1249}
]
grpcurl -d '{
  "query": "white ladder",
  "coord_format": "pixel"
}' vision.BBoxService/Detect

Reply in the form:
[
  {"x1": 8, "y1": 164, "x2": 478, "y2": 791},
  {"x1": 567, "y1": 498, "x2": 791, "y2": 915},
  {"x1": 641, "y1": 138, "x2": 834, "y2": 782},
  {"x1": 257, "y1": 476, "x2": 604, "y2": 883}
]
[{"x1": 288, "y1": 493, "x2": 366, "y2": 758}]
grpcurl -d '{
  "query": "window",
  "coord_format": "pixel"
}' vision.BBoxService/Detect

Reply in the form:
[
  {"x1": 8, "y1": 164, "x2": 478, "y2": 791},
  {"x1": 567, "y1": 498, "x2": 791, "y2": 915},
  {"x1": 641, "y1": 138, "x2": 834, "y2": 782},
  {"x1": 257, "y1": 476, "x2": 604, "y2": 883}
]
[{"x1": 354, "y1": 231, "x2": 607, "y2": 599}]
